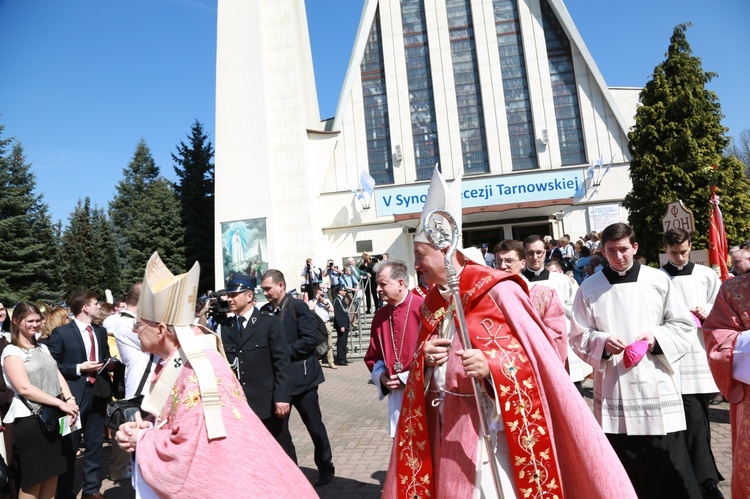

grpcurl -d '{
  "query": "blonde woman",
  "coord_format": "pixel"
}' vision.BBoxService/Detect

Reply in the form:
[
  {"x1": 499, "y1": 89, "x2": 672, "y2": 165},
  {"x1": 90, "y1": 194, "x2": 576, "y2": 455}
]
[{"x1": 39, "y1": 307, "x2": 70, "y2": 343}]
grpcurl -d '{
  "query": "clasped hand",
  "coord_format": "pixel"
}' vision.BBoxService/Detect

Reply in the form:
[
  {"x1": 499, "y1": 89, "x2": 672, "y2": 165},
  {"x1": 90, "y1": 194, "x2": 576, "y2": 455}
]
[
  {"x1": 116, "y1": 412, "x2": 151, "y2": 453},
  {"x1": 424, "y1": 337, "x2": 490, "y2": 379},
  {"x1": 379, "y1": 372, "x2": 403, "y2": 391},
  {"x1": 605, "y1": 332, "x2": 656, "y2": 355}
]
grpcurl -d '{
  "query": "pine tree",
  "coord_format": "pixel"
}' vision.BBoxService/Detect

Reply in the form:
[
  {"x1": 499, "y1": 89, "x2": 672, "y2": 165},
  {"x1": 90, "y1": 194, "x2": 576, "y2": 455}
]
[
  {"x1": 110, "y1": 141, "x2": 186, "y2": 286},
  {"x1": 172, "y1": 120, "x2": 215, "y2": 293},
  {"x1": 61, "y1": 198, "x2": 100, "y2": 295},
  {"x1": 61, "y1": 199, "x2": 126, "y2": 298},
  {"x1": 91, "y1": 207, "x2": 123, "y2": 295},
  {"x1": 624, "y1": 23, "x2": 750, "y2": 262},
  {"x1": 0, "y1": 131, "x2": 61, "y2": 304}
]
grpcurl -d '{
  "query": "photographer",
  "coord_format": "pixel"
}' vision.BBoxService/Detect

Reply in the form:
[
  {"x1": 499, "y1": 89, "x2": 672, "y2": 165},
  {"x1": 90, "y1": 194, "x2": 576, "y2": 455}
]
[
  {"x1": 197, "y1": 290, "x2": 231, "y2": 331},
  {"x1": 358, "y1": 252, "x2": 378, "y2": 314},
  {"x1": 308, "y1": 289, "x2": 336, "y2": 369},
  {"x1": 300, "y1": 258, "x2": 322, "y2": 302},
  {"x1": 323, "y1": 260, "x2": 341, "y2": 301}
]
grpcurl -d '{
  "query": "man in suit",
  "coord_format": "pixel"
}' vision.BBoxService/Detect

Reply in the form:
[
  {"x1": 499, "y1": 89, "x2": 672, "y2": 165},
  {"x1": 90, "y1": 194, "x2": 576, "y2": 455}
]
[
  {"x1": 260, "y1": 269, "x2": 335, "y2": 487},
  {"x1": 332, "y1": 285, "x2": 350, "y2": 366},
  {"x1": 48, "y1": 290, "x2": 114, "y2": 499},
  {"x1": 219, "y1": 273, "x2": 293, "y2": 457}
]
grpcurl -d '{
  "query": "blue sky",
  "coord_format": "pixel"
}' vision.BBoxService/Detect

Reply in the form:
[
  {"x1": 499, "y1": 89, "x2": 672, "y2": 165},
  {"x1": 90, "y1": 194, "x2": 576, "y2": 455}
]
[{"x1": 0, "y1": 0, "x2": 747, "y2": 225}]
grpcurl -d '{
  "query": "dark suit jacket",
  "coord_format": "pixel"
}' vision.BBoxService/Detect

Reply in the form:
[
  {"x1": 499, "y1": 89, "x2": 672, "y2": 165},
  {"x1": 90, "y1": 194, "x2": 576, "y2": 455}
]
[
  {"x1": 261, "y1": 294, "x2": 324, "y2": 396},
  {"x1": 47, "y1": 321, "x2": 113, "y2": 402},
  {"x1": 333, "y1": 295, "x2": 349, "y2": 331},
  {"x1": 220, "y1": 309, "x2": 290, "y2": 420}
]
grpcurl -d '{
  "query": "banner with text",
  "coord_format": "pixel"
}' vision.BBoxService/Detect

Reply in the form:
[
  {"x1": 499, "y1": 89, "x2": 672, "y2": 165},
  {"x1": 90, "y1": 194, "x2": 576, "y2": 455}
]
[{"x1": 375, "y1": 169, "x2": 584, "y2": 217}]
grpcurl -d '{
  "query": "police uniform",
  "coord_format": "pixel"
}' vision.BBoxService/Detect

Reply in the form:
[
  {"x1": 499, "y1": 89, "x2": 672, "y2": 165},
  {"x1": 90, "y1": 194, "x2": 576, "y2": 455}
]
[{"x1": 218, "y1": 275, "x2": 293, "y2": 458}]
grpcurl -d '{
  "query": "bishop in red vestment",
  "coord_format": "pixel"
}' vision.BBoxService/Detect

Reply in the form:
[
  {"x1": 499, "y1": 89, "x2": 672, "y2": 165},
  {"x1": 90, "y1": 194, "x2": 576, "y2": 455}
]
[
  {"x1": 364, "y1": 259, "x2": 424, "y2": 436},
  {"x1": 382, "y1": 242, "x2": 637, "y2": 498}
]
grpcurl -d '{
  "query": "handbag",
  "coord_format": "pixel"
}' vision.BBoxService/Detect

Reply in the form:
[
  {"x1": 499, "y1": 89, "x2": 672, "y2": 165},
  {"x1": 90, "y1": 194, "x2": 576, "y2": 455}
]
[
  {"x1": 105, "y1": 354, "x2": 154, "y2": 431},
  {"x1": 19, "y1": 396, "x2": 64, "y2": 436},
  {"x1": 0, "y1": 454, "x2": 11, "y2": 488}
]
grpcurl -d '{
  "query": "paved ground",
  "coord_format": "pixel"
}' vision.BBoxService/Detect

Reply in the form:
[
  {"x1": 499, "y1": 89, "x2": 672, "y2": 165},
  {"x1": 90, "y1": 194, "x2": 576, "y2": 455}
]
[{"x1": 92, "y1": 361, "x2": 734, "y2": 498}]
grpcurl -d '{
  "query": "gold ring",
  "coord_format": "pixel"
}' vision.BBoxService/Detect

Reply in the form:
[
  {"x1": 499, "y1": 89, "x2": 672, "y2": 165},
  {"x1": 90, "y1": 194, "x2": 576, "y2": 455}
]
[{"x1": 427, "y1": 354, "x2": 435, "y2": 364}]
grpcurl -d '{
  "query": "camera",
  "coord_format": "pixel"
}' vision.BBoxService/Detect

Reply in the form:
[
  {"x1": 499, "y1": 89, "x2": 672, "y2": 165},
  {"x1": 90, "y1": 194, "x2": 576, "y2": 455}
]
[{"x1": 202, "y1": 290, "x2": 231, "y2": 323}]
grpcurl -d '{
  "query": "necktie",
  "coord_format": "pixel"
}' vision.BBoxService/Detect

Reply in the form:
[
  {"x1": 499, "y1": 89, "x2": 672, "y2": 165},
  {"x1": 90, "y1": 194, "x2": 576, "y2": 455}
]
[
  {"x1": 86, "y1": 325, "x2": 96, "y2": 384},
  {"x1": 237, "y1": 316, "x2": 246, "y2": 334}
]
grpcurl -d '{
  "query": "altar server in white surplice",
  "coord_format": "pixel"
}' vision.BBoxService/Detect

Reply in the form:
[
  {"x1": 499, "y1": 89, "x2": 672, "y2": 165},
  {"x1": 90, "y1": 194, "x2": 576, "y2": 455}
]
[
  {"x1": 571, "y1": 223, "x2": 701, "y2": 499},
  {"x1": 661, "y1": 228, "x2": 724, "y2": 497}
]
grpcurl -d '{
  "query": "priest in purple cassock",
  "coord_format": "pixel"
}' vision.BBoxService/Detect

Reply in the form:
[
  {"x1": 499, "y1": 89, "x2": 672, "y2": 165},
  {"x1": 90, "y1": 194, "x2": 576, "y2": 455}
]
[{"x1": 364, "y1": 259, "x2": 424, "y2": 437}]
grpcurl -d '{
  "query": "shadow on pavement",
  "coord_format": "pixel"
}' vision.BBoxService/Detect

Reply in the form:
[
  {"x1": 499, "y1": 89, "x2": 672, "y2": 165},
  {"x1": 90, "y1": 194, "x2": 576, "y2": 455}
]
[
  {"x1": 301, "y1": 466, "x2": 384, "y2": 498},
  {"x1": 709, "y1": 406, "x2": 730, "y2": 424}
]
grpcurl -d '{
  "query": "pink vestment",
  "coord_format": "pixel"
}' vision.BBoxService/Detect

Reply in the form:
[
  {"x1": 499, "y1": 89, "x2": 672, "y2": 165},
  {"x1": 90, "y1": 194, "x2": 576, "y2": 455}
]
[
  {"x1": 136, "y1": 348, "x2": 316, "y2": 498},
  {"x1": 383, "y1": 263, "x2": 636, "y2": 498},
  {"x1": 528, "y1": 285, "x2": 567, "y2": 364},
  {"x1": 703, "y1": 273, "x2": 750, "y2": 498}
]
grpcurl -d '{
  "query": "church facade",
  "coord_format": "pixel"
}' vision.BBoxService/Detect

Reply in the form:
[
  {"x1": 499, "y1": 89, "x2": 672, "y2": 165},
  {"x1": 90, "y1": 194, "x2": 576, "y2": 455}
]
[{"x1": 214, "y1": 0, "x2": 639, "y2": 287}]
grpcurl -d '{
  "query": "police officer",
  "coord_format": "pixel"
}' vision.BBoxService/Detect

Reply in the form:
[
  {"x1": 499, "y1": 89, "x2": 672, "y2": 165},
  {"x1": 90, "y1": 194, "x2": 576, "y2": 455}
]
[{"x1": 218, "y1": 273, "x2": 294, "y2": 458}]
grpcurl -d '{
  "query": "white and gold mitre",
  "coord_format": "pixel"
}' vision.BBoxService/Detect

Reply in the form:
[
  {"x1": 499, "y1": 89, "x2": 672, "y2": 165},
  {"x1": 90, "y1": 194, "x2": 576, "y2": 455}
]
[
  {"x1": 138, "y1": 252, "x2": 199, "y2": 326},
  {"x1": 415, "y1": 166, "x2": 464, "y2": 244},
  {"x1": 138, "y1": 252, "x2": 227, "y2": 440},
  {"x1": 413, "y1": 166, "x2": 484, "y2": 265}
]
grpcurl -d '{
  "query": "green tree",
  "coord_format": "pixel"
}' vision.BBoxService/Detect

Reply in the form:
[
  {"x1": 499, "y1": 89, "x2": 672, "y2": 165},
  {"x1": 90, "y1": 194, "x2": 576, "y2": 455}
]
[
  {"x1": 0, "y1": 131, "x2": 61, "y2": 304},
  {"x1": 172, "y1": 120, "x2": 215, "y2": 293},
  {"x1": 624, "y1": 23, "x2": 750, "y2": 262},
  {"x1": 60, "y1": 198, "x2": 100, "y2": 294},
  {"x1": 61, "y1": 200, "x2": 124, "y2": 298},
  {"x1": 110, "y1": 140, "x2": 186, "y2": 286},
  {"x1": 91, "y1": 207, "x2": 123, "y2": 295}
]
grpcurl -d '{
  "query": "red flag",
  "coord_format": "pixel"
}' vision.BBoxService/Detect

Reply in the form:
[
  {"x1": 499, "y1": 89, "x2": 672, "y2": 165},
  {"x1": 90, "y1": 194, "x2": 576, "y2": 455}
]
[{"x1": 708, "y1": 185, "x2": 730, "y2": 281}]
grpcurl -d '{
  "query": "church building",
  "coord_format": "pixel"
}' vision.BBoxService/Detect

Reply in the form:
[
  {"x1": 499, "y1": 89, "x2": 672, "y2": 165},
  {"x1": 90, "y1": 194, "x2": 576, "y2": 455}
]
[{"x1": 213, "y1": 0, "x2": 639, "y2": 287}]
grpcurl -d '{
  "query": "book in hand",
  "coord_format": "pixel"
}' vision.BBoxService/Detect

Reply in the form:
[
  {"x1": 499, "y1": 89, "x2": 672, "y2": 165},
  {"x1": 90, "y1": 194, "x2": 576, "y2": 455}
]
[{"x1": 59, "y1": 414, "x2": 82, "y2": 436}]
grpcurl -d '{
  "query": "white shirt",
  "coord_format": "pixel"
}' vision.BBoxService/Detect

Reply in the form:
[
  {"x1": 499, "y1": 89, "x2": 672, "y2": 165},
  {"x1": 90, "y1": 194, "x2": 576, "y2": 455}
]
[
  {"x1": 75, "y1": 318, "x2": 99, "y2": 361},
  {"x1": 113, "y1": 311, "x2": 155, "y2": 399},
  {"x1": 309, "y1": 299, "x2": 332, "y2": 322},
  {"x1": 102, "y1": 313, "x2": 120, "y2": 333}
]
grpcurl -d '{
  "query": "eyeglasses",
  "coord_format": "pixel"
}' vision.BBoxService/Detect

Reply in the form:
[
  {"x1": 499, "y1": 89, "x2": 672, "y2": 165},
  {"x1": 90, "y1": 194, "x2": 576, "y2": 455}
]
[
  {"x1": 495, "y1": 258, "x2": 520, "y2": 266},
  {"x1": 133, "y1": 318, "x2": 156, "y2": 331},
  {"x1": 525, "y1": 250, "x2": 546, "y2": 257}
]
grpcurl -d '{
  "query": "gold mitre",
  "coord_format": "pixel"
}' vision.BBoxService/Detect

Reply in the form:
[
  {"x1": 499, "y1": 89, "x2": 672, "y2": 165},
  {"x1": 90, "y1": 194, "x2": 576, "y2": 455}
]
[{"x1": 138, "y1": 252, "x2": 199, "y2": 326}]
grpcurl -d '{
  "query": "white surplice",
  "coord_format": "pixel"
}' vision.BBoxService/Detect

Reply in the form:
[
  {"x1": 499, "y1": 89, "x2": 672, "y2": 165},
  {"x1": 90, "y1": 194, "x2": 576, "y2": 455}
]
[
  {"x1": 571, "y1": 264, "x2": 694, "y2": 435},
  {"x1": 660, "y1": 262, "x2": 720, "y2": 394}
]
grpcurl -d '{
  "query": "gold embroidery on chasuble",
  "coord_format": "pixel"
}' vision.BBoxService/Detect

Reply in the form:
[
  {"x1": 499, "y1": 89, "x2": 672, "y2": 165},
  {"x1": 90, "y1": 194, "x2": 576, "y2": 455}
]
[
  {"x1": 394, "y1": 264, "x2": 561, "y2": 498},
  {"x1": 164, "y1": 386, "x2": 181, "y2": 423},
  {"x1": 183, "y1": 388, "x2": 201, "y2": 409},
  {"x1": 476, "y1": 289, "x2": 562, "y2": 498}
]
